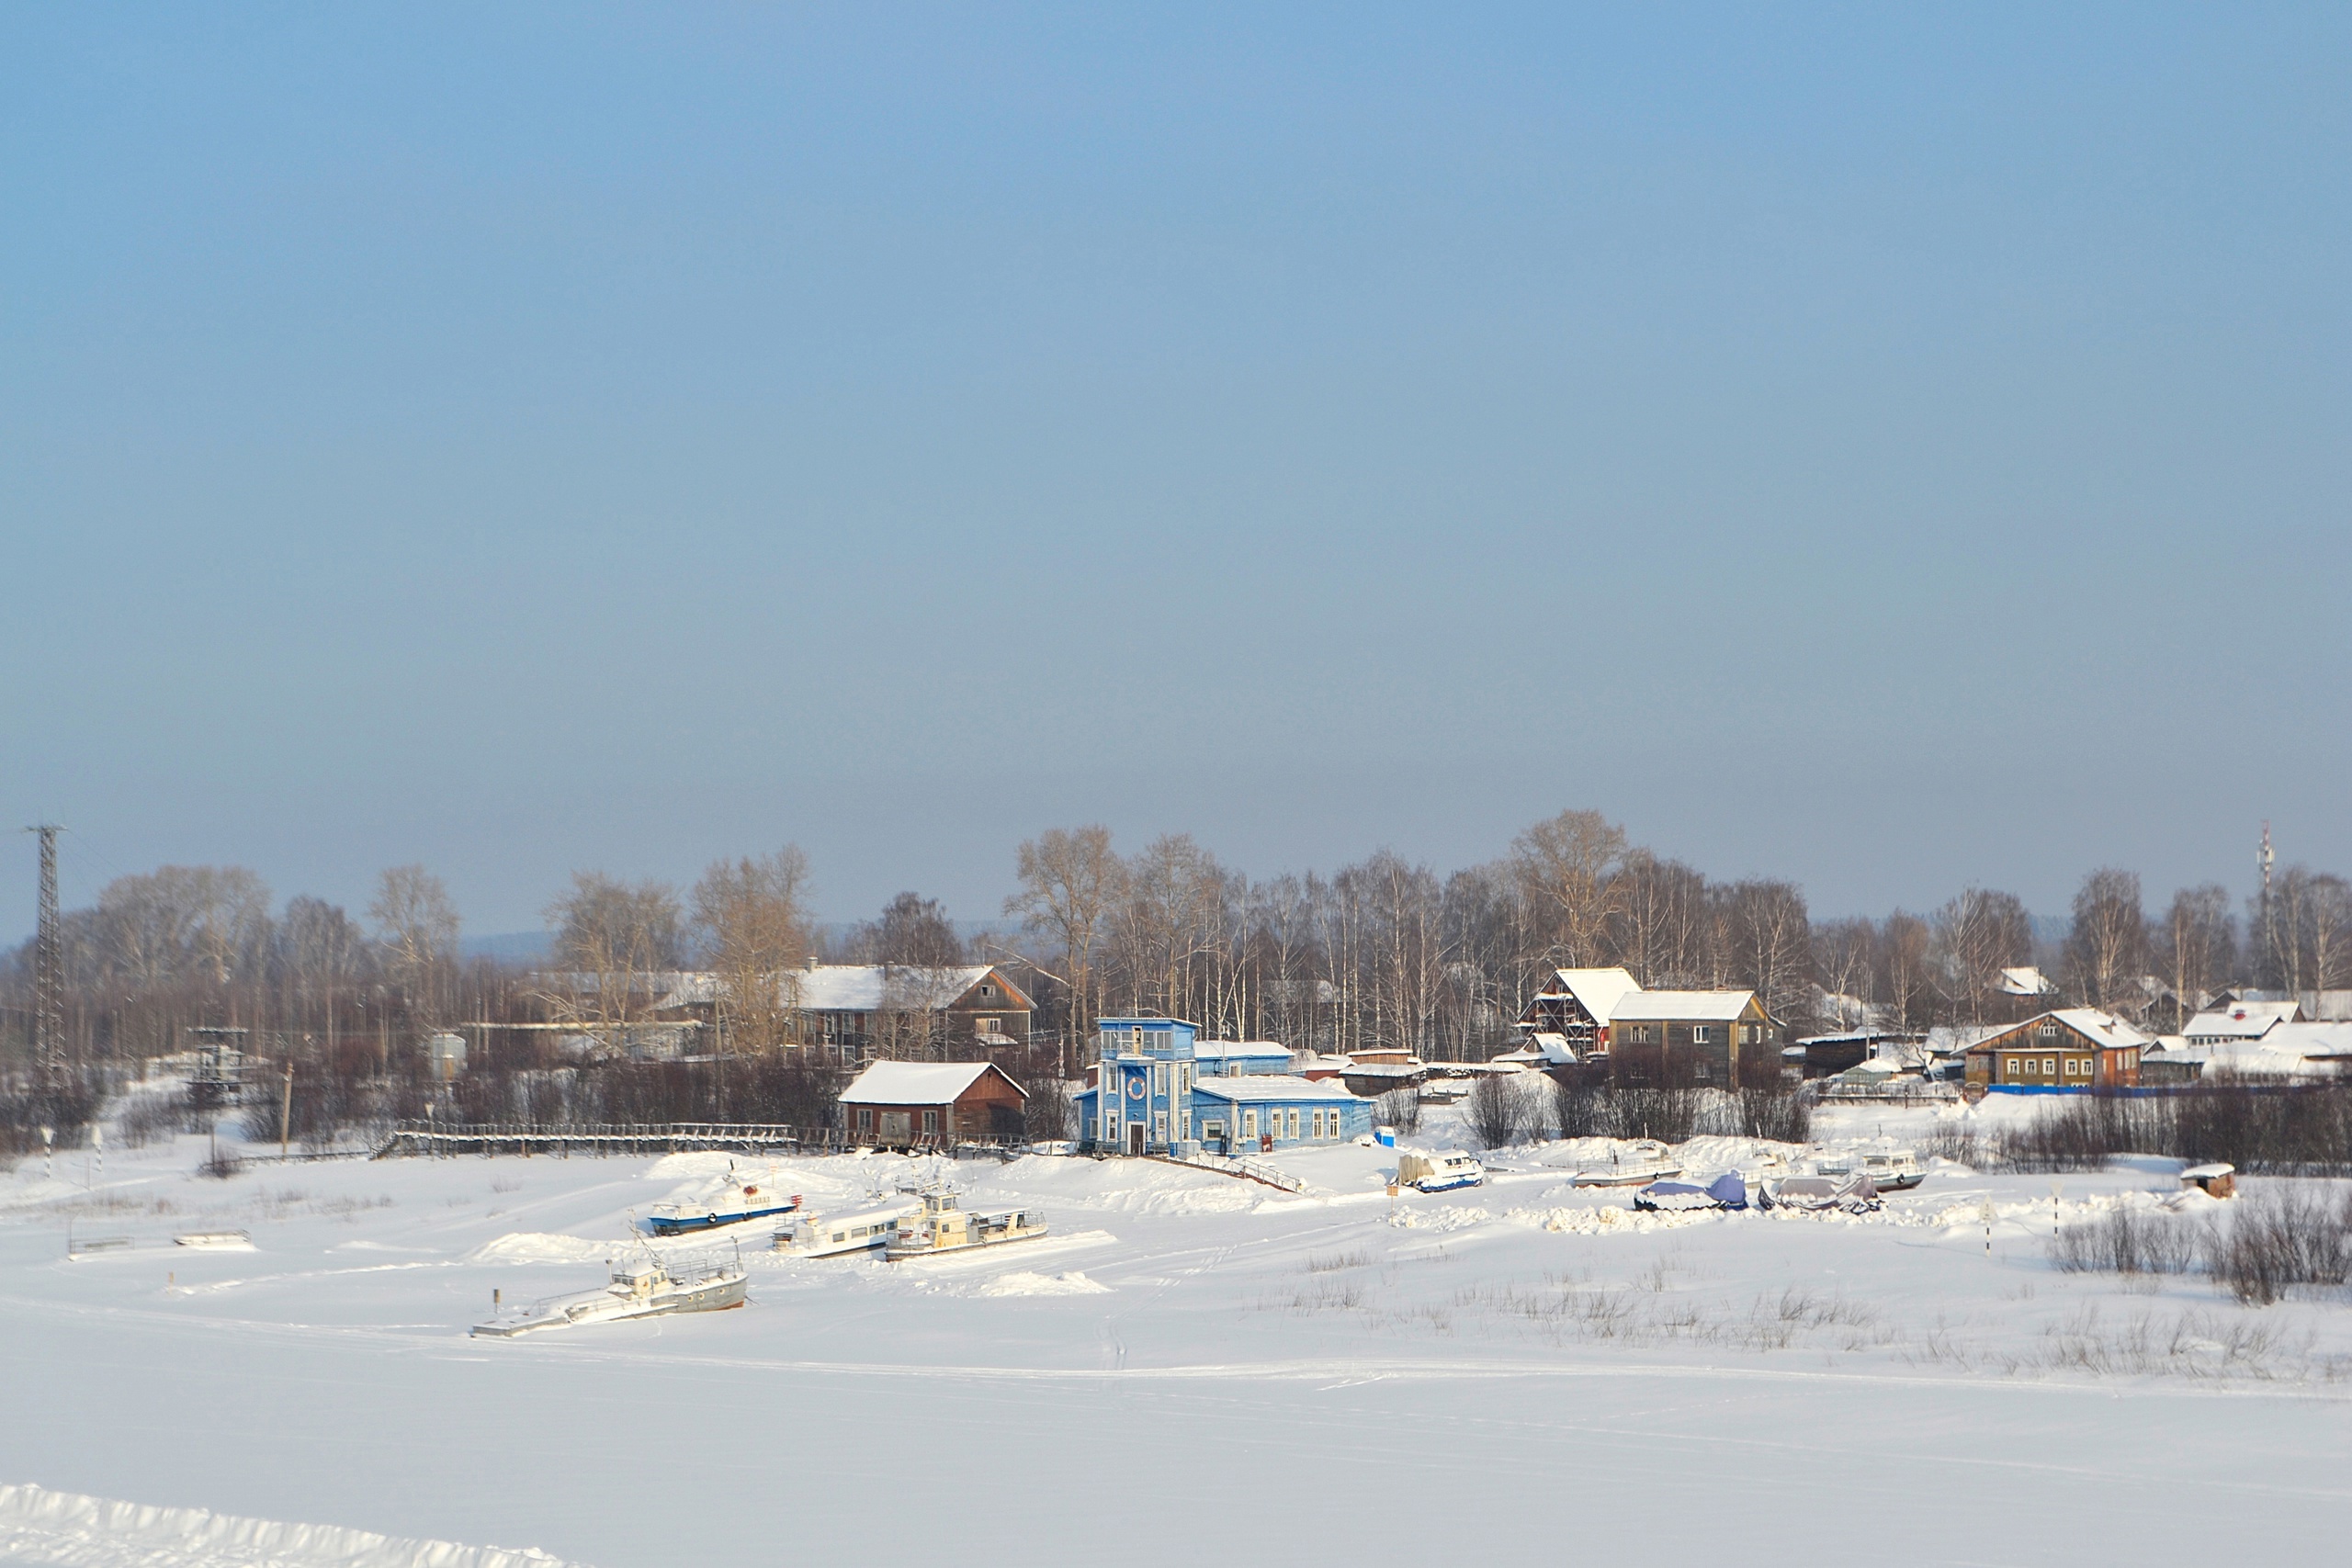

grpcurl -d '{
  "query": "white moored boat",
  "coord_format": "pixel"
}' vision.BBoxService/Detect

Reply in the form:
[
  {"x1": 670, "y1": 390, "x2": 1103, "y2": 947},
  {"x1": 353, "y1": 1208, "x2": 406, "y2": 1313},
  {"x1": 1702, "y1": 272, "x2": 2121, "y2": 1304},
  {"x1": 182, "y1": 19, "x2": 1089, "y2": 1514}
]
[
  {"x1": 470, "y1": 1252, "x2": 748, "y2": 1337},
  {"x1": 1396, "y1": 1150, "x2": 1486, "y2": 1192},
  {"x1": 1815, "y1": 1150, "x2": 1924, "y2": 1191},
  {"x1": 773, "y1": 1202, "x2": 916, "y2": 1258},
  {"x1": 884, "y1": 1188, "x2": 1049, "y2": 1261},
  {"x1": 1571, "y1": 1140, "x2": 1683, "y2": 1188}
]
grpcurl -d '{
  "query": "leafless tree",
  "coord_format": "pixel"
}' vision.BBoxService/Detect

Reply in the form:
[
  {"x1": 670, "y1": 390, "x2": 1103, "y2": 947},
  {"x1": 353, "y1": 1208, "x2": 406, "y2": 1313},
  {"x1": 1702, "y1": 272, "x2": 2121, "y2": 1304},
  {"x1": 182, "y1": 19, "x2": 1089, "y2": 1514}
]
[
  {"x1": 2064, "y1": 867, "x2": 2146, "y2": 1010},
  {"x1": 851, "y1": 892, "x2": 966, "y2": 966},
  {"x1": 1931, "y1": 887, "x2": 2032, "y2": 1023},
  {"x1": 2158, "y1": 885, "x2": 2235, "y2": 1028},
  {"x1": 1004, "y1": 826, "x2": 1125, "y2": 1074},
  {"x1": 1879, "y1": 912, "x2": 1933, "y2": 1031},
  {"x1": 370, "y1": 865, "x2": 460, "y2": 1028},
  {"x1": 543, "y1": 872, "x2": 682, "y2": 1040},
  {"x1": 1718, "y1": 879, "x2": 1813, "y2": 1032},
  {"x1": 1811, "y1": 917, "x2": 1879, "y2": 1030},
  {"x1": 1510, "y1": 809, "x2": 1627, "y2": 967},
  {"x1": 692, "y1": 847, "x2": 811, "y2": 1057}
]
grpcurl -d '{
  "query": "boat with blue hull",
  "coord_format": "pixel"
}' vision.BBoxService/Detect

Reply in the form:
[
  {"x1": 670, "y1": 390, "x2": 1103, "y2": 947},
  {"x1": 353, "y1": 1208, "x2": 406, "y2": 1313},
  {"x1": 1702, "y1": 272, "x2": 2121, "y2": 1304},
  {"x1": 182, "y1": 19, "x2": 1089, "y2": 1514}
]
[{"x1": 645, "y1": 1167, "x2": 801, "y2": 1235}]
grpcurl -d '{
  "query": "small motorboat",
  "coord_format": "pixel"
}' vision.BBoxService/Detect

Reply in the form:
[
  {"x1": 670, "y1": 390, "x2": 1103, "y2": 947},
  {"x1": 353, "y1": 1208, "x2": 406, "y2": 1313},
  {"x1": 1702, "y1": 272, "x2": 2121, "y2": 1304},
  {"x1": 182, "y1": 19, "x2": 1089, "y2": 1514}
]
[
  {"x1": 646, "y1": 1166, "x2": 800, "y2": 1235},
  {"x1": 1816, "y1": 1151, "x2": 1924, "y2": 1192},
  {"x1": 471, "y1": 1252, "x2": 749, "y2": 1337},
  {"x1": 1396, "y1": 1150, "x2": 1486, "y2": 1193},
  {"x1": 1572, "y1": 1141, "x2": 1683, "y2": 1188},
  {"x1": 1759, "y1": 1173, "x2": 1881, "y2": 1213},
  {"x1": 774, "y1": 1201, "x2": 916, "y2": 1258},
  {"x1": 884, "y1": 1187, "x2": 1049, "y2": 1260},
  {"x1": 1634, "y1": 1172, "x2": 1747, "y2": 1213}
]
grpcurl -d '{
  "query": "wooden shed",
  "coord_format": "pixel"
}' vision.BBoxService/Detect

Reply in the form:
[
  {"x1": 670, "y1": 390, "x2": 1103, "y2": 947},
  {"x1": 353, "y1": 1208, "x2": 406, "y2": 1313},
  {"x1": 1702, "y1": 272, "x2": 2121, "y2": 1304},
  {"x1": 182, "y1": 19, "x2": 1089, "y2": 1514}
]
[{"x1": 837, "y1": 1060, "x2": 1028, "y2": 1145}]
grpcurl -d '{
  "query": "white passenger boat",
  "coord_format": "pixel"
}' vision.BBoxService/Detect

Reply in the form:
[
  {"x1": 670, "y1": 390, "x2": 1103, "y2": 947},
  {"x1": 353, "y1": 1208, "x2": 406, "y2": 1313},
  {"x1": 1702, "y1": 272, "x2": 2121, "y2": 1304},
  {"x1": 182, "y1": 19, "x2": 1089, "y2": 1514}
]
[
  {"x1": 470, "y1": 1252, "x2": 748, "y2": 1337},
  {"x1": 773, "y1": 1201, "x2": 916, "y2": 1258},
  {"x1": 883, "y1": 1188, "x2": 1049, "y2": 1260}
]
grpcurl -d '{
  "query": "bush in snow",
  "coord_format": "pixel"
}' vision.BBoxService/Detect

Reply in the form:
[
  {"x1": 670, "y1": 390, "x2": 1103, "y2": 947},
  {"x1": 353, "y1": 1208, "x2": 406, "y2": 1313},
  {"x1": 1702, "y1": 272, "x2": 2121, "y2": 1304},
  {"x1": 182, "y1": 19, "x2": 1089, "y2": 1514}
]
[
  {"x1": 1376, "y1": 1087, "x2": 1421, "y2": 1134},
  {"x1": 1464, "y1": 1074, "x2": 1543, "y2": 1147}
]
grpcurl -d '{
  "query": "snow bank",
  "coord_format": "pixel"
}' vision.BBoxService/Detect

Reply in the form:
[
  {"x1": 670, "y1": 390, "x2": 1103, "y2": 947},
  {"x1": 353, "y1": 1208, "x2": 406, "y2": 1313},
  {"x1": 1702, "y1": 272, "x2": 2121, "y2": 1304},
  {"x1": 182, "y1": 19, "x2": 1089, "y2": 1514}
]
[
  {"x1": 977, "y1": 1270, "x2": 1110, "y2": 1297},
  {"x1": 0, "y1": 1483, "x2": 586, "y2": 1568},
  {"x1": 468, "y1": 1234, "x2": 613, "y2": 1266}
]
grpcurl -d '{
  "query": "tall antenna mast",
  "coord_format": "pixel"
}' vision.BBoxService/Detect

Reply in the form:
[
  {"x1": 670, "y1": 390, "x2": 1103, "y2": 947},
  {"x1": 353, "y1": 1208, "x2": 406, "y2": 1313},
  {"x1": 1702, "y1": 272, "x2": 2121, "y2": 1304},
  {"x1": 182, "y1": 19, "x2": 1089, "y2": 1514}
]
[
  {"x1": 24, "y1": 825, "x2": 64, "y2": 1089},
  {"x1": 2259, "y1": 820, "x2": 2277, "y2": 990}
]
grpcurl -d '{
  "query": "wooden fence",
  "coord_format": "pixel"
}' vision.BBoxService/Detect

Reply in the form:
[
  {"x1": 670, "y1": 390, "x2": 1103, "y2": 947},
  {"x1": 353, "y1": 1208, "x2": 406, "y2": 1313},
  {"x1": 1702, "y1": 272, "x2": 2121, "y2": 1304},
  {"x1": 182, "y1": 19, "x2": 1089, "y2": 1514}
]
[{"x1": 373, "y1": 1121, "x2": 1024, "y2": 1160}]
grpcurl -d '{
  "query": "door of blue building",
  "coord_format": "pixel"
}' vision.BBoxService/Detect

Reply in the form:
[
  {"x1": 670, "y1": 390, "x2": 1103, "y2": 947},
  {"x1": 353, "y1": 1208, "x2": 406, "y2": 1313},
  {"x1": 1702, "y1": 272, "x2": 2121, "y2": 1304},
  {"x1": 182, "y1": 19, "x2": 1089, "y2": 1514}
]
[{"x1": 1127, "y1": 1122, "x2": 1145, "y2": 1156}]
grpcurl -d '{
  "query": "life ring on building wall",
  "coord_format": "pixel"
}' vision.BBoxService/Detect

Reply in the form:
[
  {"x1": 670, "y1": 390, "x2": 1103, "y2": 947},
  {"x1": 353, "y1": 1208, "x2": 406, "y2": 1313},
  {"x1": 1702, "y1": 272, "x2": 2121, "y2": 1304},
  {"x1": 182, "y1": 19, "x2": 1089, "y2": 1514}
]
[{"x1": 1125, "y1": 1078, "x2": 1146, "y2": 1100}]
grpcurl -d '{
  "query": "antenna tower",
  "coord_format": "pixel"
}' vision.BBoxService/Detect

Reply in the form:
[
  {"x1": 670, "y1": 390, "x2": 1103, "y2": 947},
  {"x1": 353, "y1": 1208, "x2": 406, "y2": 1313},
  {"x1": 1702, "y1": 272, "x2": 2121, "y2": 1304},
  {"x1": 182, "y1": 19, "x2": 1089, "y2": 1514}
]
[
  {"x1": 2259, "y1": 820, "x2": 2278, "y2": 989},
  {"x1": 26, "y1": 825, "x2": 64, "y2": 1089}
]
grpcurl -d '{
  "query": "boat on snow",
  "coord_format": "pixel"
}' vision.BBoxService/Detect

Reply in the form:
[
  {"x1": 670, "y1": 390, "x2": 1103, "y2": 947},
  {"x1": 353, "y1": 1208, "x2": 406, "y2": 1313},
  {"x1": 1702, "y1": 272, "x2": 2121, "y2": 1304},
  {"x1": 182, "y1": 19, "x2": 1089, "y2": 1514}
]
[
  {"x1": 1816, "y1": 1150, "x2": 1924, "y2": 1191},
  {"x1": 773, "y1": 1201, "x2": 916, "y2": 1258},
  {"x1": 1758, "y1": 1173, "x2": 1882, "y2": 1213},
  {"x1": 884, "y1": 1187, "x2": 1049, "y2": 1260},
  {"x1": 1396, "y1": 1150, "x2": 1486, "y2": 1193},
  {"x1": 1571, "y1": 1141, "x2": 1683, "y2": 1188},
  {"x1": 470, "y1": 1252, "x2": 748, "y2": 1337},
  {"x1": 1633, "y1": 1172, "x2": 1747, "y2": 1212},
  {"x1": 646, "y1": 1167, "x2": 800, "y2": 1235}
]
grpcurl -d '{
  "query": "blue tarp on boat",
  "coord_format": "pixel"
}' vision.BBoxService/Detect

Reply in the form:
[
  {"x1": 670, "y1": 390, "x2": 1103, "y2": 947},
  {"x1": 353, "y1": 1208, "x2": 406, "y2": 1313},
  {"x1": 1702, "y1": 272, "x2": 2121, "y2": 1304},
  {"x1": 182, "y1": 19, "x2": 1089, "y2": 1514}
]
[{"x1": 1632, "y1": 1172, "x2": 1747, "y2": 1212}]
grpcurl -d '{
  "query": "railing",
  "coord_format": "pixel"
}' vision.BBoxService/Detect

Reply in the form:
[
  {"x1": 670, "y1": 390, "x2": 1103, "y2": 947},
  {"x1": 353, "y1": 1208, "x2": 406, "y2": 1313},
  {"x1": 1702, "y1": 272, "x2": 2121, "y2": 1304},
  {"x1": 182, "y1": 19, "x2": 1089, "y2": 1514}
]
[
  {"x1": 374, "y1": 1122, "x2": 1029, "y2": 1160},
  {"x1": 1143, "y1": 1148, "x2": 1306, "y2": 1193}
]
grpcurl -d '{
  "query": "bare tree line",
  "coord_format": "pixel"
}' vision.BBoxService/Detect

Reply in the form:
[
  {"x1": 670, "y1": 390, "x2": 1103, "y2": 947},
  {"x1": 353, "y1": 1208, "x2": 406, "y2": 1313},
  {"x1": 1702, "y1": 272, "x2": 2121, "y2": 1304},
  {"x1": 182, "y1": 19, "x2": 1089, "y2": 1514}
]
[{"x1": 7, "y1": 814, "x2": 2347, "y2": 1107}]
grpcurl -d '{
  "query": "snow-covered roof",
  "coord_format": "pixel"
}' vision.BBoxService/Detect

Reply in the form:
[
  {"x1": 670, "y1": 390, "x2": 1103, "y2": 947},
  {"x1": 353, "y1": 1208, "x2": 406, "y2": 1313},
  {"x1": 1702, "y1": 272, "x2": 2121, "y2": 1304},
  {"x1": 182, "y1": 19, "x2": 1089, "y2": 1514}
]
[
  {"x1": 1193, "y1": 1075, "x2": 1364, "y2": 1104},
  {"x1": 1527, "y1": 1032, "x2": 1577, "y2": 1065},
  {"x1": 837, "y1": 1060, "x2": 1022, "y2": 1106},
  {"x1": 2185, "y1": 1000, "x2": 2300, "y2": 1041},
  {"x1": 1193, "y1": 1040, "x2": 1294, "y2": 1062},
  {"x1": 1972, "y1": 1010, "x2": 2152, "y2": 1053},
  {"x1": 1539, "y1": 967, "x2": 1644, "y2": 1023},
  {"x1": 1608, "y1": 990, "x2": 1755, "y2": 1022},
  {"x1": 1999, "y1": 966, "x2": 2055, "y2": 997},
  {"x1": 651, "y1": 964, "x2": 1015, "y2": 1015}
]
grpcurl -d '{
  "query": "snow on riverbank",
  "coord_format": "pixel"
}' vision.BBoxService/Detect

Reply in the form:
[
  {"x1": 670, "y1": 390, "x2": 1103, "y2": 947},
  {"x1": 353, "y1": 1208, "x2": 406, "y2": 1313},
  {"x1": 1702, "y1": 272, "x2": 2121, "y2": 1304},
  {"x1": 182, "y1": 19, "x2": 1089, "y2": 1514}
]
[
  {"x1": 0, "y1": 1483, "x2": 585, "y2": 1568},
  {"x1": 6, "y1": 1113, "x2": 2352, "y2": 1565}
]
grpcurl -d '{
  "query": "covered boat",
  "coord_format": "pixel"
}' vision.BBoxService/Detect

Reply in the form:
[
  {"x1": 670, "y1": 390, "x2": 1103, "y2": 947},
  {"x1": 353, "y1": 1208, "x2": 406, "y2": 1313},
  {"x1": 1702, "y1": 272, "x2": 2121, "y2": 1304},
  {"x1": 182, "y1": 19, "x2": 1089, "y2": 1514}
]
[
  {"x1": 646, "y1": 1166, "x2": 800, "y2": 1235},
  {"x1": 1759, "y1": 1173, "x2": 1882, "y2": 1213},
  {"x1": 1633, "y1": 1172, "x2": 1747, "y2": 1212},
  {"x1": 471, "y1": 1252, "x2": 749, "y2": 1337}
]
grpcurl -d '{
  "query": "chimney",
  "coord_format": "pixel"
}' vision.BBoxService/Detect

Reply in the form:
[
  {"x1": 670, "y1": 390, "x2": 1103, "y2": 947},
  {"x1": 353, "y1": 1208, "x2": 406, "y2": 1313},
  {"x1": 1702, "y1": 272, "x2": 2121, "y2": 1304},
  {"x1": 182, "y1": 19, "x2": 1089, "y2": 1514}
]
[{"x1": 805, "y1": 954, "x2": 820, "y2": 972}]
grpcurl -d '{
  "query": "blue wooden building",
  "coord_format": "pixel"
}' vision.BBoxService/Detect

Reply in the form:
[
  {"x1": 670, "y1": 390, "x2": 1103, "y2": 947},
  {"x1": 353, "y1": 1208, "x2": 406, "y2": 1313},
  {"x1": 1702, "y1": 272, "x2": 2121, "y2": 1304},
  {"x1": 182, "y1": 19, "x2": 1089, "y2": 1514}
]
[
  {"x1": 1190, "y1": 1040, "x2": 1295, "y2": 1077},
  {"x1": 1074, "y1": 1019, "x2": 1374, "y2": 1156},
  {"x1": 1076, "y1": 1018, "x2": 1203, "y2": 1156}
]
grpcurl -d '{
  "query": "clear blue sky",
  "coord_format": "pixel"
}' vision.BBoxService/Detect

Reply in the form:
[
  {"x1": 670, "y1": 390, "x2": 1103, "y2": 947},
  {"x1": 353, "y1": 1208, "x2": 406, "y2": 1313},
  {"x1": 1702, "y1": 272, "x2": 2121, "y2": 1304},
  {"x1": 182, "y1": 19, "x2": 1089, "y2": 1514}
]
[{"x1": 4, "y1": 3, "x2": 2346, "y2": 936}]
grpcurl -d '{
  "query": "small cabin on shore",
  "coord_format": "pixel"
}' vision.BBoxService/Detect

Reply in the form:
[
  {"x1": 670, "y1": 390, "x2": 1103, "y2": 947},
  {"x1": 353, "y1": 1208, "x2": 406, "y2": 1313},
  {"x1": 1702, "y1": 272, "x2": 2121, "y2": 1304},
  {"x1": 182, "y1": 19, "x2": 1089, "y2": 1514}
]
[{"x1": 837, "y1": 1060, "x2": 1028, "y2": 1145}]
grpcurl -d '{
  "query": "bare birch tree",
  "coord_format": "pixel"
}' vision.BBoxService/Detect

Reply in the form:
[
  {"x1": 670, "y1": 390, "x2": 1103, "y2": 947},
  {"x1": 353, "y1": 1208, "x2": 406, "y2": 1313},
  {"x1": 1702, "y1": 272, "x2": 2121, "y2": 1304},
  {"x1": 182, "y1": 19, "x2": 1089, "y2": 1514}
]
[
  {"x1": 2063, "y1": 867, "x2": 2145, "y2": 1010},
  {"x1": 692, "y1": 847, "x2": 811, "y2": 1057},
  {"x1": 1004, "y1": 825, "x2": 1125, "y2": 1074},
  {"x1": 370, "y1": 865, "x2": 460, "y2": 1028},
  {"x1": 1510, "y1": 809, "x2": 1627, "y2": 967}
]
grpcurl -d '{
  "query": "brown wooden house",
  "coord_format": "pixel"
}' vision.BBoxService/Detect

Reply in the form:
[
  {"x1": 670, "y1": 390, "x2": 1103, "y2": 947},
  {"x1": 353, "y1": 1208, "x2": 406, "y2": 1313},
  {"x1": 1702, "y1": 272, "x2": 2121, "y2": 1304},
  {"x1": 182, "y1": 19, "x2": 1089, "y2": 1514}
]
[
  {"x1": 837, "y1": 1060, "x2": 1028, "y2": 1145},
  {"x1": 1963, "y1": 1010, "x2": 2146, "y2": 1092},
  {"x1": 1604, "y1": 990, "x2": 1774, "y2": 1089}
]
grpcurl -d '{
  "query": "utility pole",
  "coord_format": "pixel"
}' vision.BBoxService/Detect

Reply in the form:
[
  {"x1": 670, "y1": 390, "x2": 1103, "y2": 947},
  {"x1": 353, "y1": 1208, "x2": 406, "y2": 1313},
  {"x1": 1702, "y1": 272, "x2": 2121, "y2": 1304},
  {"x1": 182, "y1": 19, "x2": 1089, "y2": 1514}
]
[{"x1": 24, "y1": 826, "x2": 65, "y2": 1091}]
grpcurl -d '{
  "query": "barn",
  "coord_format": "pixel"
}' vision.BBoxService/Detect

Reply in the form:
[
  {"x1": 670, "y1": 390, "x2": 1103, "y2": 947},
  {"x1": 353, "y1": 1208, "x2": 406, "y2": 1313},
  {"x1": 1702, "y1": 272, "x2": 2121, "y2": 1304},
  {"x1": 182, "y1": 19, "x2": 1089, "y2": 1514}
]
[{"x1": 837, "y1": 1060, "x2": 1028, "y2": 1146}]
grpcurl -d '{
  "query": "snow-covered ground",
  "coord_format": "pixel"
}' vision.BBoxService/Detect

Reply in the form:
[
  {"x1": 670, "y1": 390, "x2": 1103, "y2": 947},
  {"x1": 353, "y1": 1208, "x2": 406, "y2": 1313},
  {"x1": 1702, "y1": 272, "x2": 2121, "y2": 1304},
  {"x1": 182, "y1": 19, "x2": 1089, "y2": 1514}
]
[{"x1": 5, "y1": 1100, "x2": 2350, "y2": 1566}]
